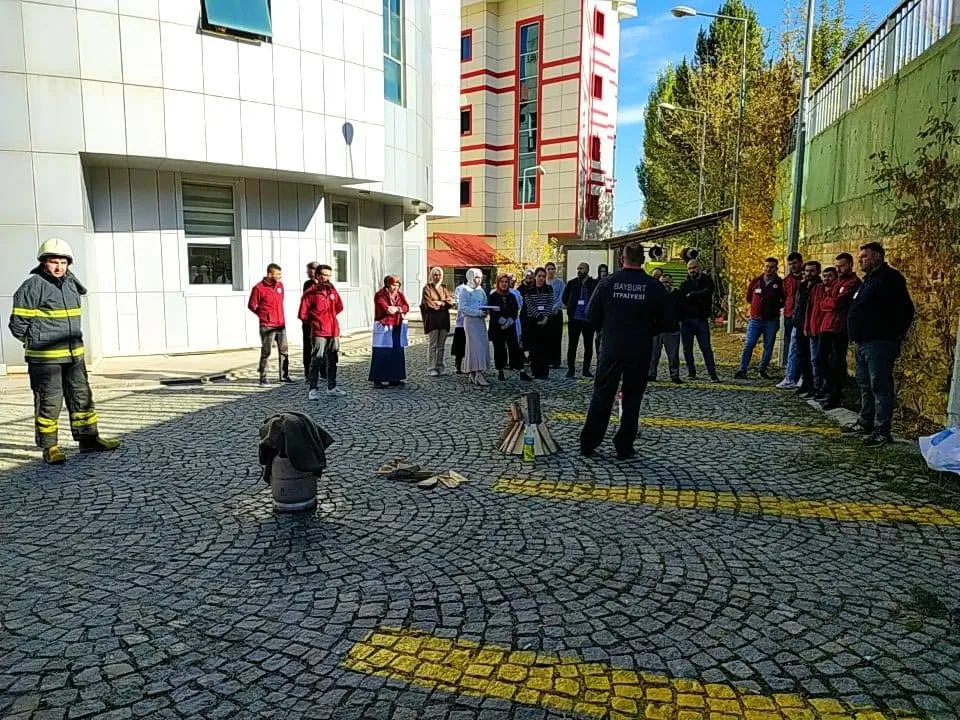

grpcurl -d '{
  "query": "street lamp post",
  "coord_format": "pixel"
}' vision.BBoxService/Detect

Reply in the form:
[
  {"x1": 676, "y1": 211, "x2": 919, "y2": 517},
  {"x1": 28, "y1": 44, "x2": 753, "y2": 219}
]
[
  {"x1": 519, "y1": 165, "x2": 545, "y2": 266},
  {"x1": 672, "y1": 5, "x2": 747, "y2": 334}
]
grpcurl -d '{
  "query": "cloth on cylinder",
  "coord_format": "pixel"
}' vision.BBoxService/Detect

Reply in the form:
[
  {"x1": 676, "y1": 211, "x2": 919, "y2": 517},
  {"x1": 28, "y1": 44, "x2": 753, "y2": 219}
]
[
  {"x1": 463, "y1": 315, "x2": 490, "y2": 373},
  {"x1": 28, "y1": 360, "x2": 98, "y2": 449},
  {"x1": 369, "y1": 324, "x2": 407, "y2": 383},
  {"x1": 258, "y1": 411, "x2": 334, "y2": 485}
]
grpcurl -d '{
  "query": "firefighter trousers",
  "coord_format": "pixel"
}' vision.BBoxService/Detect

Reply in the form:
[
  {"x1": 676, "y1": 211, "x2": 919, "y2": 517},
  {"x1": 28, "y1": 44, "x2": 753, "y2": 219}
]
[{"x1": 28, "y1": 360, "x2": 98, "y2": 449}]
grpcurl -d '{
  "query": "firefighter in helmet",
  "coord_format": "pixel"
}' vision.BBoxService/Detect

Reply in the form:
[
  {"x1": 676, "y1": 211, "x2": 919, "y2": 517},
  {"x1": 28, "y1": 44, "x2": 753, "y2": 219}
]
[{"x1": 8, "y1": 238, "x2": 120, "y2": 464}]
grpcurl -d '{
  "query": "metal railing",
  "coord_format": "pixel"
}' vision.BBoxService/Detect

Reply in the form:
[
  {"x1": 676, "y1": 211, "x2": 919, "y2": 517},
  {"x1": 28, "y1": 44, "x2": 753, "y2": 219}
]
[{"x1": 801, "y1": 0, "x2": 957, "y2": 140}]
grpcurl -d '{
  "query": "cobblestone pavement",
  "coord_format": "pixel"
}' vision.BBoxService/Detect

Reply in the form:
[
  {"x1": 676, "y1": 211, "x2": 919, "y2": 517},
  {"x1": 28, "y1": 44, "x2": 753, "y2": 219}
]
[{"x1": 1, "y1": 337, "x2": 959, "y2": 719}]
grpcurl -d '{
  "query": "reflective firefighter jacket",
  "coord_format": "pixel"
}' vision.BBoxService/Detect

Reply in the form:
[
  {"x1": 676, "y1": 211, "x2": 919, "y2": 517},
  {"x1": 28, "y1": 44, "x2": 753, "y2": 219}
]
[{"x1": 9, "y1": 266, "x2": 87, "y2": 364}]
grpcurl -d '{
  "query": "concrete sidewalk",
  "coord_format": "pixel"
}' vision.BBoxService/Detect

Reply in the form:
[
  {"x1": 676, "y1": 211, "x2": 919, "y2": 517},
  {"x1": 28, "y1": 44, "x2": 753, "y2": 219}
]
[{"x1": 0, "y1": 324, "x2": 430, "y2": 417}]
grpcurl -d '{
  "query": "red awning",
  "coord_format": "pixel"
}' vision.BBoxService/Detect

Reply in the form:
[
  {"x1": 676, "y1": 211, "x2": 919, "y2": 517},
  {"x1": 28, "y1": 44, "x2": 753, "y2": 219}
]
[{"x1": 428, "y1": 233, "x2": 502, "y2": 268}]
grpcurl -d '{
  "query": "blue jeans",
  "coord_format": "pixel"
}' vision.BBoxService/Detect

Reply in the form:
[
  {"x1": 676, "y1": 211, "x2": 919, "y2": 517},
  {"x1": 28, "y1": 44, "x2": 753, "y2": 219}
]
[
  {"x1": 809, "y1": 336, "x2": 821, "y2": 390},
  {"x1": 738, "y1": 319, "x2": 779, "y2": 372},
  {"x1": 855, "y1": 340, "x2": 901, "y2": 434},
  {"x1": 680, "y1": 318, "x2": 717, "y2": 377},
  {"x1": 785, "y1": 321, "x2": 800, "y2": 382}
]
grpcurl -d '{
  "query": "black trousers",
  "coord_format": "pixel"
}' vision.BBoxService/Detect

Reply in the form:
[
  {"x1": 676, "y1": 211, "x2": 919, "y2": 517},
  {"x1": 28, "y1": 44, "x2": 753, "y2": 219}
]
[
  {"x1": 816, "y1": 331, "x2": 849, "y2": 403},
  {"x1": 29, "y1": 360, "x2": 98, "y2": 449},
  {"x1": 547, "y1": 314, "x2": 564, "y2": 366},
  {"x1": 492, "y1": 330, "x2": 524, "y2": 371},
  {"x1": 301, "y1": 323, "x2": 312, "y2": 378},
  {"x1": 567, "y1": 319, "x2": 595, "y2": 372},
  {"x1": 579, "y1": 350, "x2": 652, "y2": 455},
  {"x1": 258, "y1": 327, "x2": 289, "y2": 380},
  {"x1": 308, "y1": 337, "x2": 339, "y2": 390},
  {"x1": 526, "y1": 323, "x2": 551, "y2": 379}
]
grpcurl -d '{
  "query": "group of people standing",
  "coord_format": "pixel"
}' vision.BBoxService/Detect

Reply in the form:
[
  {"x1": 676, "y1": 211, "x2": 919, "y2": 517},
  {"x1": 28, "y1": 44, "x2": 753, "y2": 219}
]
[
  {"x1": 735, "y1": 242, "x2": 914, "y2": 447},
  {"x1": 248, "y1": 262, "x2": 414, "y2": 399},
  {"x1": 419, "y1": 262, "x2": 614, "y2": 387}
]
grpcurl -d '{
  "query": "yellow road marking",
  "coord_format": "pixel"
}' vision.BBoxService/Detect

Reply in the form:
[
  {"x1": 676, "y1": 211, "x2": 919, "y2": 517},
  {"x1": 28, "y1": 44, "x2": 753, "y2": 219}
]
[
  {"x1": 550, "y1": 411, "x2": 839, "y2": 436},
  {"x1": 577, "y1": 379, "x2": 776, "y2": 393},
  {"x1": 492, "y1": 478, "x2": 960, "y2": 526},
  {"x1": 343, "y1": 626, "x2": 917, "y2": 719}
]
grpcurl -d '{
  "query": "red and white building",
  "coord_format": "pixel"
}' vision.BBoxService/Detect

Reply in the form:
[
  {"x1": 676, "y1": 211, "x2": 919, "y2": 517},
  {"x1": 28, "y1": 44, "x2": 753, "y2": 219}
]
[{"x1": 427, "y1": 0, "x2": 631, "y2": 268}]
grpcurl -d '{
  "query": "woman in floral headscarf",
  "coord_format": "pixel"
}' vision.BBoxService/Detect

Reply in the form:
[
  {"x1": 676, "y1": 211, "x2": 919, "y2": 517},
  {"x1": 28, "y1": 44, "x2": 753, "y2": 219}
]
[
  {"x1": 460, "y1": 268, "x2": 491, "y2": 385},
  {"x1": 369, "y1": 275, "x2": 409, "y2": 387},
  {"x1": 420, "y1": 266, "x2": 453, "y2": 376}
]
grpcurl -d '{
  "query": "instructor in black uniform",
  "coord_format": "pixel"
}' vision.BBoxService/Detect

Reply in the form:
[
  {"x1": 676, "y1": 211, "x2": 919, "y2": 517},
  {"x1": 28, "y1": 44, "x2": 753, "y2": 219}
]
[{"x1": 579, "y1": 241, "x2": 665, "y2": 460}]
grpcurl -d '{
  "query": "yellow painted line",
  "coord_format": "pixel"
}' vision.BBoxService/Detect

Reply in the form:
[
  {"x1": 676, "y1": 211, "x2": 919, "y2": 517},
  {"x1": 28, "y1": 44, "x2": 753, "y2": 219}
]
[
  {"x1": 577, "y1": 379, "x2": 776, "y2": 393},
  {"x1": 343, "y1": 626, "x2": 916, "y2": 719},
  {"x1": 550, "y1": 411, "x2": 839, "y2": 436},
  {"x1": 492, "y1": 478, "x2": 960, "y2": 527}
]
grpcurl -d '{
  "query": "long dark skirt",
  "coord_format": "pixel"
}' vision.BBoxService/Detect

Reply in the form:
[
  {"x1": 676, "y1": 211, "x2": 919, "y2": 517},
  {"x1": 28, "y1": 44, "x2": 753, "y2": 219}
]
[
  {"x1": 451, "y1": 327, "x2": 466, "y2": 358},
  {"x1": 369, "y1": 324, "x2": 406, "y2": 383}
]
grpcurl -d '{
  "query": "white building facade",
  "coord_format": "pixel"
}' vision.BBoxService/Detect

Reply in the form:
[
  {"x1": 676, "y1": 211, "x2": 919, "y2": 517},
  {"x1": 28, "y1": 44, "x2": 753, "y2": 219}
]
[{"x1": 0, "y1": 0, "x2": 460, "y2": 372}]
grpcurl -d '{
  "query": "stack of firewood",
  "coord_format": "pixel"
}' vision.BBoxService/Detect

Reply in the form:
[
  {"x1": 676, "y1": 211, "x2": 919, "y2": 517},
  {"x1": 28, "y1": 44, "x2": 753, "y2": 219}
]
[{"x1": 498, "y1": 392, "x2": 560, "y2": 456}]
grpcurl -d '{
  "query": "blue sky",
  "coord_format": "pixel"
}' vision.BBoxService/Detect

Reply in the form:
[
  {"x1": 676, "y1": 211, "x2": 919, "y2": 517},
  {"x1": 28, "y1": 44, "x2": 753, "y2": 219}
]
[{"x1": 613, "y1": 1, "x2": 784, "y2": 230}]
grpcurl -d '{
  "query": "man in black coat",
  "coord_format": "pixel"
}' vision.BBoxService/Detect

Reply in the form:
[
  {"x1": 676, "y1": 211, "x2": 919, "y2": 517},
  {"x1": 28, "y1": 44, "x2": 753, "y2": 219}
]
[
  {"x1": 678, "y1": 259, "x2": 720, "y2": 382},
  {"x1": 648, "y1": 274, "x2": 683, "y2": 383},
  {"x1": 579, "y1": 242, "x2": 665, "y2": 460},
  {"x1": 561, "y1": 262, "x2": 598, "y2": 379},
  {"x1": 845, "y1": 242, "x2": 915, "y2": 447}
]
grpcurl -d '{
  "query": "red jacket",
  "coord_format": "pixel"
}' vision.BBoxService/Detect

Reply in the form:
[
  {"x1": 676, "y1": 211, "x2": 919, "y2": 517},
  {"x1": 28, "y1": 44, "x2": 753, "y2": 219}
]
[
  {"x1": 247, "y1": 278, "x2": 286, "y2": 328},
  {"x1": 373, "y1": 288, "x2": 410, "y2": 327},
  {"x1": 783, "y1": 272, "x2": 803, "y2": 319},
  {"x1": 804, "y1": 283, "x2": 825, "y2": 336},
  {"x1": 298, "y1": 282, "x2": 343, "y2": 338},
  {"x1": 746, "y1": 275, "x2": 786, "y2": 321},
  {"x1": 812, "y1": 274, "x2": 862, "y2": 335}
]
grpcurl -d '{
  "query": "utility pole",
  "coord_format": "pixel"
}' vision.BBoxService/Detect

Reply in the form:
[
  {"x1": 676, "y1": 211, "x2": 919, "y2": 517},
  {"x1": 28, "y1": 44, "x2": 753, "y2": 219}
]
[{"x1": 781, "y1": 0, "x2": 816, "y2": 366}]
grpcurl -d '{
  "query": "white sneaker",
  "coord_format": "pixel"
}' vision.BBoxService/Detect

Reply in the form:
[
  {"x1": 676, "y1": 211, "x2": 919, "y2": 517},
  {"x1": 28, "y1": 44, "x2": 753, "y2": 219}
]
[
  {"x1": 776, "y1": 379, "x2": 796, "y2": 390},
  {"x1": 308, "y1": 389, "x2": 320, "y2": 400},
  {"x1": 327, "y1": 387, "x2": 346, "y2": 397},
  {"x1": 427, "y1": 369, "x2": 439, "y2": 377}
]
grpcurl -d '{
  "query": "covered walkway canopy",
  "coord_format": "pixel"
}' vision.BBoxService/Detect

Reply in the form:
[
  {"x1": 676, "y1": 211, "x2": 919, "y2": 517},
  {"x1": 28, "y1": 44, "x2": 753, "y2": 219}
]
[
  {"x1": 602, "y1": 208, "x2": 734, "y2": 246},
  {"x1": 428, "y1": 232, "x2": 505, "y2": 268}
]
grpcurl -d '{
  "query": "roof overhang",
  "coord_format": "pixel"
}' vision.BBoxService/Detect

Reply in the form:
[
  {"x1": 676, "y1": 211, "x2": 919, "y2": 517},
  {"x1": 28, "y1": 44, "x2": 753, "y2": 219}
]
[{"x1": 602, "y1": 208, "x2": 734, "y2": 246}]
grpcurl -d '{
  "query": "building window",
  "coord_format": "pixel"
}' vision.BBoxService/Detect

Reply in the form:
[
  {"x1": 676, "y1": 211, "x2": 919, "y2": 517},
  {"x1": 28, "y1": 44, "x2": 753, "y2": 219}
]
[
  {"x1": 461, "y1": 30, "x2": 472, "y2": 62},
  {"x1": 460, "y1": 178, "x2": 472, "y2": 207},
  {"x1": 200, "y1": 0, "x2": 272, "y2": 42},
  {"x1": 460, "y1": 106, "x2": 472, "y2": 136},
  {"x1": 592, "y1": 74, "x2": 603, "y2": 99},
  {"x1": 516, "y1": 20, "x2": 541, "y2": 205},
  {"x1": 594, "y1": 10, "x2": 605, "y2": 37},
  {"x1": 383, "y1": 0, "x2": 403, "y2": 104},
  {"x1": 331, "y1": 200, "x2": 357, "y2": 286},
  {"x1": 182, "y1": 181, "x2": 237, "y2": 286},
  {"x1": 585, "y1": 194, "x2": 600, "y2": 221},
  {"x1": 591, "y1": 135, "x2": 601, "y2": 162}
]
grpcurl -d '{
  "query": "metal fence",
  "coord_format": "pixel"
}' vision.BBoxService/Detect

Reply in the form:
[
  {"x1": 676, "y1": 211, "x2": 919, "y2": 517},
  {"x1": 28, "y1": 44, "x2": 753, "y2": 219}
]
[{"x1": 799, "y1": 0, "x2": 957, "y2": 142}]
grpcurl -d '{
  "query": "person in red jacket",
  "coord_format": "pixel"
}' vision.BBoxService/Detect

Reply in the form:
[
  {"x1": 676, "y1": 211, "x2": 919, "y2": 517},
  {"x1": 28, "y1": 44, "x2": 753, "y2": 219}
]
[
  {"x1": 369, "y1": 275, "x2": 411, "y2": 387},
  {"x1": 734, "y1": 258, "x2": 786, "y2": 379},
  {"x1": 299, "y1": 264, "x2": 345, "y2": 399},
  {"x1": 247, "y1": 263, "x2": 292, "y2": 386},
  {"x1": 776, "y1": 251, "x2": 805, "y2": 389},
  {"x1": 814, "y1": 253, "x2": 862, "y2": 409}
]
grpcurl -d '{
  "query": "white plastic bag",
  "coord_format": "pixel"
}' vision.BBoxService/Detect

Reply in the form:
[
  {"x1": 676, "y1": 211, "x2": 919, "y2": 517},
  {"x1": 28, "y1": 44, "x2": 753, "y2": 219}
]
[{"x1": 919, "y1": 427, "x2": 960, "y2": 474}]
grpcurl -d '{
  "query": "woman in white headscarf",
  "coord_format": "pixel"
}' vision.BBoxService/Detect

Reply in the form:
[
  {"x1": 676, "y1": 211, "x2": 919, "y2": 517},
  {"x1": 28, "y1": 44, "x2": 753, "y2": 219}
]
[
  {"x1": 420, "y1": 266, "x2": 453, "y2": 376},
  {"x1": 460, "y1": 268, "x2": 491, "y2": 385}
]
